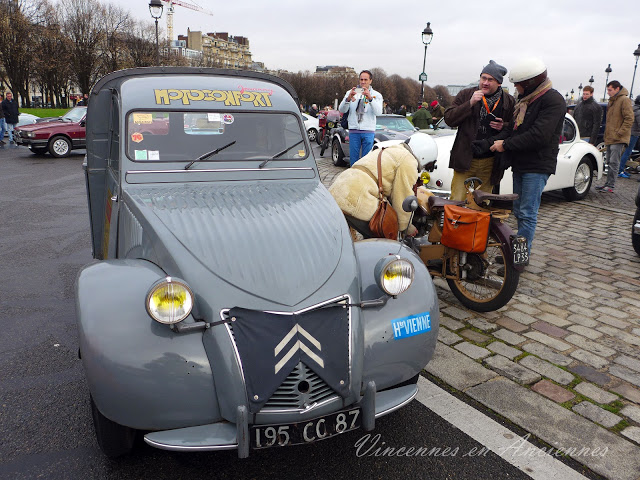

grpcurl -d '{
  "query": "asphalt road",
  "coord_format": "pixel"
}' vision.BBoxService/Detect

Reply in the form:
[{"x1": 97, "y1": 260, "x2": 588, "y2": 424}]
[{"x1": 0, "y1": 145, "x2": 563, "y2": 480}]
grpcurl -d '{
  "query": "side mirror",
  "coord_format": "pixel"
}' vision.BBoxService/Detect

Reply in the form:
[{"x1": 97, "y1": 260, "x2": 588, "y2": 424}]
[
  {"x1": 80, "y1": 119, "x2": 86, "y2": 127},
  {"x1": 402, "y1": 195, "x2": 419, "y2": 213}
]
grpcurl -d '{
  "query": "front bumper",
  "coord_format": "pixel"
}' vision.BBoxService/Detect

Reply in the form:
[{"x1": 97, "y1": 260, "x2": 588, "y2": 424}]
[
  {"x1": 14, "y1": 134, "x2": 47, "y2": 147},
  {"x1": 143, "y1": 381, "x2": 417, "y2": 456}
]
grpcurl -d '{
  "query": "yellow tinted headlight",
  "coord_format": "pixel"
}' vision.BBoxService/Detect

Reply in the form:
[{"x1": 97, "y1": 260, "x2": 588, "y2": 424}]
[
  {"x1": 146, "y1": 277, "x2": 193, "y2": 324},
  {"x1": 376, "y1": 258, "x2": 415, "y2": 296}
]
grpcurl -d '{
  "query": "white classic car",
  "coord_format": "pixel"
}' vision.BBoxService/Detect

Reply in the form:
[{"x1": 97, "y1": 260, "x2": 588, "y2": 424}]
[{"x1": 425, "y1": 114, "x2": 603, "y2": 201}]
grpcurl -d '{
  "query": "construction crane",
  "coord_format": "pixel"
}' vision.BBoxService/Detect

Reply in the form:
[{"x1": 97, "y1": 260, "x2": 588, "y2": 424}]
[{"x1": 160, "y1": 0, "x2": 213, "y2": 44}]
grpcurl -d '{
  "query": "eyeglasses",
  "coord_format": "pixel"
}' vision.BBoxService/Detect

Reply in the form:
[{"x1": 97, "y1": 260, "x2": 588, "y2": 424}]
[{"x1": 480, "y1": 75, "x2": 497, "y2": 83}]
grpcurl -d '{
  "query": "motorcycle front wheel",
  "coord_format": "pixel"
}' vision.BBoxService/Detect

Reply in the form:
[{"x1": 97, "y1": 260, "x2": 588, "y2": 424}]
[{"x1": 446, "y1": 230, "x2": 520, "y2": 312}]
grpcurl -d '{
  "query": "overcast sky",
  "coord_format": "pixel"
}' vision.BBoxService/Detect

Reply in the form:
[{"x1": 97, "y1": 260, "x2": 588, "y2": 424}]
[{"x1": 96, "y1": 0, "x2": 638, "y2": 101}]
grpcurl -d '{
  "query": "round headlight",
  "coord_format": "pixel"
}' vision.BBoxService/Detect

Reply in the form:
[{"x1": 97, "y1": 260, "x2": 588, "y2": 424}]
[
  {"x1": 375, "y1": 257, "x2": 415, "y2": 296},
  {"x1": 145, "y1": 277, "x2": 194, "y2": 324}
]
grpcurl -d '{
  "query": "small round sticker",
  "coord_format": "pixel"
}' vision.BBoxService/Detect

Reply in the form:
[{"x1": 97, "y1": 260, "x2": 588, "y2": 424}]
[
  {"x1": 223, "y1": 114, "x2": 234, "y2": 124},
  {"x1": 131, "y1": 132, "x2": 143, "y2": 143}
]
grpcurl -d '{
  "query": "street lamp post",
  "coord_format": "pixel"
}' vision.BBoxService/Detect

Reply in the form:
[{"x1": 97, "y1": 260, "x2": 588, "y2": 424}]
[
  {"x1": 630, "y1": 44, "x2": 640, "y2": 98},
  {"x1": 420, "y1": 22, "x2": 433, "y2": 103},
  {"x1": 603, "y1": 64, "x2": 612, "y2": 101},
  {"x1": 570, "y1": 88, "x2": 574, "y2": 104},
  {"x1": 589, "y1": 75, "x2": 594, "y2": 87},
  {"x1": 578, "y1": 83, "x2": 583, "y2": 100},
  {"x1": 149, "y1": 0, "x2": 163, "y2": 66}
]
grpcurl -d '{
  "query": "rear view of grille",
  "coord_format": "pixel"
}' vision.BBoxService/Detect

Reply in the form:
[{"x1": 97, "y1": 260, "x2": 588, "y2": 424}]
[{"x1": 263, "y1": 362, "x2": 337, "y2": 409}]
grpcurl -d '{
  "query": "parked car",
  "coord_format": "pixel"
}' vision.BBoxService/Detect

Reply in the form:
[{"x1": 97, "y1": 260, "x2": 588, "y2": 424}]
[
  {"x1": 328, "y1": 114, "x2": 423, "y2": 166},
  {"x1": 77, "y1": 67, "x2": 439, "y2": 458},
  {"x1": 301, "y1": 112, "x2": 320, "y2": 143},
  {"x1": 425, "y1": 113, "x2": 603, "y2": 201},
  {"x1": 634, "y1": 183, "x2": 640, "y2": 255},
  {"x1": 2, "y1": 113, "x2": 39, "y2": 137},
  {"x1": 14, "y1": 106, "x2": 86, "y2": 157}
]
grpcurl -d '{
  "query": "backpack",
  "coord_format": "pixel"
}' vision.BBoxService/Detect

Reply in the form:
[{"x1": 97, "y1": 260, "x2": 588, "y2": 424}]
[{"x1": 340, "y1": 112, "x2": 349, "y2": 129}]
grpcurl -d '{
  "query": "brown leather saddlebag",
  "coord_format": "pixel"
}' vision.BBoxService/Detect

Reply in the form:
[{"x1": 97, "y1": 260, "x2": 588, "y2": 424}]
[{"x1": 440, "y1": 204, "x2": 490, "y2": 253}]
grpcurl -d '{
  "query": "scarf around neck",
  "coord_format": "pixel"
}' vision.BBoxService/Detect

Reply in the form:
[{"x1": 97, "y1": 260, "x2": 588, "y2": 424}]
[{"x1": 513, "y1": 78, "x2": 553, "y2": 130}]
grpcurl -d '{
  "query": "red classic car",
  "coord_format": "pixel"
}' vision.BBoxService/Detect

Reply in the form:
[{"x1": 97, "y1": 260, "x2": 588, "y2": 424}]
[{"x1": 14, "y1": 106, "x2": 87, "y2": 157}]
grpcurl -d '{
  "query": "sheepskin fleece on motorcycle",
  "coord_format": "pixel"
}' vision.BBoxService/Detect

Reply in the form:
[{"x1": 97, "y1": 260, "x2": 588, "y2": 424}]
[{"x1": 329, "y1": 144, "x2": 419, "y2": 231}]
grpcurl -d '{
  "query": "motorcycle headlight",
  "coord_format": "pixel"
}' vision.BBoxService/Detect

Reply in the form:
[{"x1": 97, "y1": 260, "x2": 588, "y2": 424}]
[
  {"x1": 375, "y1": 257, "x2": 414, "y2": 296},
  {"x1": 145, "y1": 277, "x2": 194, "y2": 324}
]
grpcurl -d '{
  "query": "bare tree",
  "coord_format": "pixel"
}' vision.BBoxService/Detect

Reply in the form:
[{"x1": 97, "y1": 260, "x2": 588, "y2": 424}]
[
  {"x1": 99, "y1": 3, "x2": 131, "y2": 74},
  {"x1": 60, "y1": 0, "x2": 105, "y2": 95}
]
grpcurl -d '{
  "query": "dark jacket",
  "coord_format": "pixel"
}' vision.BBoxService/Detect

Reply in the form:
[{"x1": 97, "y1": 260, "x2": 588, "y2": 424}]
[
  {"x1": 2, "y1": 98, "x2": 19, "y2": 124},
  {"x1": 573, "y1": 97, "x2": 602, "y2": 145},
  {"x1": 503, "y1": 88, "x2": 565, "y2": 175},
  {"x1": 444, "y1": 87, "x2": 515, "y2": 171},
  {"x1": 631, "y1": 104, "x2": 640, "y2": 137},
  {"x1": 411, "y1": 107, "x2": 432, "y2": 129}
]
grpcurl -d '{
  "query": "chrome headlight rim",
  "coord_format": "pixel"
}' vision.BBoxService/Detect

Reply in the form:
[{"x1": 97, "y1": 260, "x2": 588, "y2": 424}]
[
  {"x1": 145, "y1": 276, "x2": 194, "y2": 325},
  {"x1": 375, "y1": 257, "x2": 415, "y2": 296}
]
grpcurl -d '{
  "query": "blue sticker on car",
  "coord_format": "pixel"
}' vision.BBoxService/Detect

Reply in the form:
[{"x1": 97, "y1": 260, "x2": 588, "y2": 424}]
[{"x1": 391, "y1": 312, "x2": 431, "y2": 340}]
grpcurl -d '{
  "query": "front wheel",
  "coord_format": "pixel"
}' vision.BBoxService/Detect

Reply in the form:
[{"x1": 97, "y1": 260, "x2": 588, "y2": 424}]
[
  {"x1": 48, "y1": 135, "x2": 71, "y2": 158},
  {"x1": 446, "y1": 230, "x2": 520, "y2": 312},
  {"x1": 332, "y1": 138, "x2": 347, "y2": 166},
  {"x1": 562, "y1": 157, "x2": 594, "y2": 200},
  {"x1": 90, "y1": 395, "x2": 137, "y2": 458},
  {"x1": 29, "y1": 146, "x2": 48, "y2": 155},
  {"x1": 633, "y1": 211, "x2": 640, "y2": 256}
]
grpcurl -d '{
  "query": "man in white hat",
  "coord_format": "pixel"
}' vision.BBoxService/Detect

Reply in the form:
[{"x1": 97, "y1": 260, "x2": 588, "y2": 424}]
[{"x1": 491, "y1": 58, "x2": 565, "y2": 255}]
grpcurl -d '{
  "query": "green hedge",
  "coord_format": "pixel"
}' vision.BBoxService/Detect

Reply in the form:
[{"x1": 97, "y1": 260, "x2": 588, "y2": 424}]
[{"x1": 21, "y1": 108, "x2": 69, "y2": 118}]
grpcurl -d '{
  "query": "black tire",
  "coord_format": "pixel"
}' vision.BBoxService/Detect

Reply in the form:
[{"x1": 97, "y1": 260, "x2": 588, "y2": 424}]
[
  {"x1": 307, "y1": 128, "x2": 318, "y2": 143},
  {"x1": 633, "y1": 211, "x2": 640, "y2": 256},
  {"x1": 332, "y1": 138, "x2": 347, "y2": 167},
  {"x1": 90, "y1": 395, "x2": 137, "y2": 458},
  {"x1": 316, "y1": 129, "x2": 323, "y2": 145},
  {"x1": 319, "y1": 134, "x2": 330, "y2": 157},
  {"x1": 562, "y1": 157, "x2": 594, "y2": 200},
  {"x1": 48, "y1": 135, "x2": 71, "y2": 158},
  {"x1": 446, "y1": 229, "x2": 520, "y2": 312},
  {"x1": 29, "y1": 146, "x2": 47, "y2": 155}
]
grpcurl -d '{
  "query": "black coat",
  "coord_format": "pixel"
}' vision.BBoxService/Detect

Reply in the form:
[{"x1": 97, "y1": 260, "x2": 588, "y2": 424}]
[
  {"x1": 573, "y1": 97, "x2": 602, "y2": 145},
  {"x1": 503, "y1": 88, "x2": 565, "y2": 175},
  {"x1": 1, "y1": 98, "x2": 19, "y2": 124}
]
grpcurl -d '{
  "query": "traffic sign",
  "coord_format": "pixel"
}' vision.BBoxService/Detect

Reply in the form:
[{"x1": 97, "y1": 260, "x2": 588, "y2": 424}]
[{"x1": 419, "y1": 73, "x2": 428, "y2": 82}]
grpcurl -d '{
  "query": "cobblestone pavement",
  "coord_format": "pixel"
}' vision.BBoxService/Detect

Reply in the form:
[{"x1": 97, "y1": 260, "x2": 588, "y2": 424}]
[{"x1": 315, "y1": 148, "x2": 640, "y2": 480}]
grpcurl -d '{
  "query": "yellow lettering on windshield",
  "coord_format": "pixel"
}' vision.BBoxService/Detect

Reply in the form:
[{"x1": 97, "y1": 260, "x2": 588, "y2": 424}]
[{"x1": 154, "y1": 89, "x2": 274, "y2": 107}]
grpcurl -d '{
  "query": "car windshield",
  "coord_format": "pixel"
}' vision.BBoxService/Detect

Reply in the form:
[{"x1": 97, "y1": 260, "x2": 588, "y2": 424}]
[
  {"x1": 126, "y1": 111, "x2": 307, "y2": 163},
  {"x1": 62, "y1": 107, "x2": 87, "y2": 122},
  {"x1": 375, "y1": 116, "x2": 415, "y2": 132}
]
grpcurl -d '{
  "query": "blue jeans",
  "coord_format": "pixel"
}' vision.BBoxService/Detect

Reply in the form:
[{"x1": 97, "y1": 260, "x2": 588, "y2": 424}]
[
  {"x1": 349, "y1": 131, "x2": 375, "y2": 166},
  {"x1": 0, "y1": 118, "x2": 5, "y2": 141},
  {"x1": 619, "y1": 135, "x2": 639, "y2": 172},
  {"x1": 512, "y1": 172, "x2": 550, "y2": 253},
  {"x1": 6, "y1": 123, "x2": 15, "y2": 143}
]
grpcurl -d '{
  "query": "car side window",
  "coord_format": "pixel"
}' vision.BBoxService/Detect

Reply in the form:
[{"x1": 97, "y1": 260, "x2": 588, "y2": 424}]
[{"x1": 561, "y1": 118, "x2": 575, "y2": 144}]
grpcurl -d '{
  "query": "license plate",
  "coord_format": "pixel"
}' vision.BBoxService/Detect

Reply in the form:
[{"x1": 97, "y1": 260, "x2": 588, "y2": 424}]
[
  {"x1": 512, "y1": 236, "x2": 529, "y2": 265},
  {"x1": 251, "y1": 407, "x2": 361, "y2": 449}
]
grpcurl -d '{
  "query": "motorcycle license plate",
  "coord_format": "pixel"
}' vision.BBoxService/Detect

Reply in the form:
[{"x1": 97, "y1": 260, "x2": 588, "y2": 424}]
[
  {"x1": 512, "y1": 236, "x2": 529, "y2": 265},
  {"x1": 251, "y1": 407, "x2": 361, "y2": 449}
]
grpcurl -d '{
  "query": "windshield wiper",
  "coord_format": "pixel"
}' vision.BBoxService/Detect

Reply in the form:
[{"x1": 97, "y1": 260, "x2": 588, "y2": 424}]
[
  {"x1": 185, "y1": 141, "x2": 236, "y2": 170},
  {"x1": 258, "y1": 140, "x2": 304, "y2": 169}
]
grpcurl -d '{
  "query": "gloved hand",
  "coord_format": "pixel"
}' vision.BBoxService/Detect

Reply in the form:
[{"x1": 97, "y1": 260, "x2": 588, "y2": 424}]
[{"x1": 471, "y1": 139, "x2": 490, "y2": 157}]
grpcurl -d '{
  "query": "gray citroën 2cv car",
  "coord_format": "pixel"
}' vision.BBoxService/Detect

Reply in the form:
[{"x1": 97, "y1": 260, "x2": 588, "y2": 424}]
[{"x1": 76, "y1": 67, "x2": 439, "y2": 457}]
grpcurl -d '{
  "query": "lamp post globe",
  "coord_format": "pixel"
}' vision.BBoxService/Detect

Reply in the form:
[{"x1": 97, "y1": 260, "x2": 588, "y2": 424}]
[
  {"x1": 149, "y1": 0, "x2": 163, "y2": 66},
  {"x1": 420, "y1": 22, "x2": 433, "y2": 103},
  {"x1": 630, "y1": 44, "x2": 640, "y2": 98},
  {"x1": 578, "y1": 83, "x2": 583, "y2": 101},
  {"x1": 604, "y1": 64, "x2": 612, "y2": 101},
  {"x1": 589, "y1": 75, "x2": 594, "y2": 86}
]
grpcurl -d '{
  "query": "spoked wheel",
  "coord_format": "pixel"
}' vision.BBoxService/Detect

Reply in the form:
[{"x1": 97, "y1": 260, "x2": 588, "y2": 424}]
[
  {"x1": 633, "y1": 211, "x2": 640, "y2": 256},
  {"x1": 446, "y1": 231, "x2": 520, "y2": 312}
]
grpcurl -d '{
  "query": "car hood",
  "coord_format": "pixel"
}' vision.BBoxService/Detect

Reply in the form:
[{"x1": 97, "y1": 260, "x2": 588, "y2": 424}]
[
  {"x1": 128, "y1": 181, "x2": 348, "y2": 306},
  {"x1": 375, "y1": 129, "x2": 415, "y2": 141},
  {"x1": 16, "y1": 119, "x2": 75, "y2": 131}
]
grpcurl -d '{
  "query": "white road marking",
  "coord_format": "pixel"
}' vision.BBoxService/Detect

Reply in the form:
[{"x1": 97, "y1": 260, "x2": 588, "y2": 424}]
[{"x1": 416, "y1": 377, "x2": 588, "y2": 480}]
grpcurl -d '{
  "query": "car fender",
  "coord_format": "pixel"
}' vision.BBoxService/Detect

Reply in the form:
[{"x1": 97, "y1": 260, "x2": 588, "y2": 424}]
[
  {"x1": 75, "y1": 259, "x2": 221, "y2": 430},
  {"x1": 354, "y1": 240, "x2": 439, "y2": 390}
]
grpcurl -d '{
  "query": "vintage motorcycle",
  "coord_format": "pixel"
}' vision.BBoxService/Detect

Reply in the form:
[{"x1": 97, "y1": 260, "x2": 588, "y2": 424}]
[
  {"x1": 403, "y1": 178, "x2": 527, "y2": 312},
  {"x1": 348, "y1": 177, "x2": 527, "y2": 312},
  {"x1": 318, "y1": 110, "x2": 342, "y2": 156}
]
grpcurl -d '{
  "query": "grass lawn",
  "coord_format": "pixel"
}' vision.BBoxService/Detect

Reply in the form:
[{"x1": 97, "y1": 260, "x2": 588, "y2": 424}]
[{"x1": 21, "y1": 108, "x2": 69, "y2": 118}]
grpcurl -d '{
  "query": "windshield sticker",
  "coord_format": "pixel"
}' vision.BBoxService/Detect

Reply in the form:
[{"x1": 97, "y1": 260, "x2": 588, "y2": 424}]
[
  {"x1": 148, "y1": 150, "x2": 160, "y2": 161},
  {"x1": 154, "y1": 89, "x2": 273, "y2": 107},
  {"x1": 131, "y1": 132, "x2": 144, "y2": 143},
  {"x1": 223, "y1": 114, "x2": 234, "y2": 124},
  {"x1": 208, "y1": 113, "x2": 221, "y2": 122},
  {"x1": 133, "y1": 113, "x2": 153, "y2": 124},
  {"x1": 391, "y1": 312, "x2": 431, "y2": 340},
  {"x1": 298, "y1": 150, "x2": 305, "y2": 157},
  {"x1": 134, "y1": 150, "x2": 148, "y2": 160}
]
